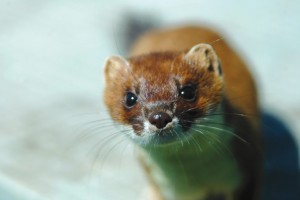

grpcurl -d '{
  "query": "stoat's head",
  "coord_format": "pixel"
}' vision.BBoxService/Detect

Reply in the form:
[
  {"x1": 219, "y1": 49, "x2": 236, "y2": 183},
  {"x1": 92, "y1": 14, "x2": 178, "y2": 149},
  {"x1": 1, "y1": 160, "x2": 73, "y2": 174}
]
[{"x1": 103, "y1": 44, "x2": 223, "y2": 146}]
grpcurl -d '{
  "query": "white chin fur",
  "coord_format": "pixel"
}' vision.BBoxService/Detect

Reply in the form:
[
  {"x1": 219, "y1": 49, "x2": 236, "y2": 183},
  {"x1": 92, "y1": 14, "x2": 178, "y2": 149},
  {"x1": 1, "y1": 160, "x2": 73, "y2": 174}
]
[
  {"x1": 143, "y1": 117, "x2": 179, "y2": 135},
  {"x1": 127, "y1": 117, "x2": 180, "y2": 146}
]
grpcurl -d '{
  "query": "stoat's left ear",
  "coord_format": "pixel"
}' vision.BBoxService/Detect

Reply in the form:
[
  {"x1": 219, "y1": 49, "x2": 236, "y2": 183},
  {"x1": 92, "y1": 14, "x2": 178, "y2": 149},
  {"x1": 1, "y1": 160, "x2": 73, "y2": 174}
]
[
  {"x1": 104, "y1": 56, "x2": 130, "y2": 82},
  {"x1": 184, "y1": 44, "x2": 222, "y2": 76}
]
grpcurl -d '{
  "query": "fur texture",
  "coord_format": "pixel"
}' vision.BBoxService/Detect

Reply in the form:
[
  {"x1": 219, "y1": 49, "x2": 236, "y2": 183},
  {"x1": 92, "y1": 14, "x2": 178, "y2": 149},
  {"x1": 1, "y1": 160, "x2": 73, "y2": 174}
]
[{"x1": 103, "y1": 26, "x2": 262, "y2": 200}]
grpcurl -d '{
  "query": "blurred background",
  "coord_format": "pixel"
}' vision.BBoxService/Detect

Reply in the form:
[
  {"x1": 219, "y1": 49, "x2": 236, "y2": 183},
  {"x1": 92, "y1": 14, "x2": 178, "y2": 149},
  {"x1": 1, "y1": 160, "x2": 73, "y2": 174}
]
[{"x1": 0, "y1": 0, "x2": 299, "y2": 199}]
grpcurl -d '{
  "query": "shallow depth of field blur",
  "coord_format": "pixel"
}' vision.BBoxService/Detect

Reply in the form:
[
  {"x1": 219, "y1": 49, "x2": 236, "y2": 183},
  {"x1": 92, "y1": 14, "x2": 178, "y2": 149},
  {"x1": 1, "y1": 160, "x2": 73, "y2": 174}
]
[{"x1": 0, "y1": 0, "x2": 299, "y2": 199}]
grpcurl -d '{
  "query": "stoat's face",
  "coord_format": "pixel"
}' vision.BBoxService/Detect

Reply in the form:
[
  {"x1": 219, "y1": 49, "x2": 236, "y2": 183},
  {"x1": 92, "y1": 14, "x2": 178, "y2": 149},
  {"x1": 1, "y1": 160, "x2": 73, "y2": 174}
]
[{"x1": 104, "y1": 44, "x2": 223, "y2": 146}]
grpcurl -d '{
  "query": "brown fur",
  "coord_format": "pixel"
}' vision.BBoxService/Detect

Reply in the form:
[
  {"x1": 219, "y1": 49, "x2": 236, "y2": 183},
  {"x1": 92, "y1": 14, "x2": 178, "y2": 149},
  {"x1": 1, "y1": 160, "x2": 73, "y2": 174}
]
[
  {"x1": 130, "y1": 26, "x2": 259, "y2": 130},
  {"x1": 104, "y1": 50, "x2": 223, "y2": 134}
]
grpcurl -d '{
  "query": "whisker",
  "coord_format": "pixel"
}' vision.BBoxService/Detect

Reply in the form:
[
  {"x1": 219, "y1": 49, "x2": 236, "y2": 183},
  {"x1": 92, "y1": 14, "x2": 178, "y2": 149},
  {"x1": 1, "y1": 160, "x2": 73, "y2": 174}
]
[
  {"x1": 173, "y1": 129, "x2": 184, "y2": 147},
  {"x1": 194, "y1": 129, "x2": 227, "y2": 156},
  {"x1": 87, "y1": 128, "x2": 131, "y2": 155},
  {"x1": 83, "y1": 119, "x2": 117, "y2": 126},
  {"x1": 203, "y1": 112, "x2": 259, "y2": 119},
  {"x1": 179, "y1": 106, "x2": 200, "y2": 115},
  {"x1": 71, "y1": 123, "x2": 118, "y2": 145},
  {"x1": 200, "y1": 128, "x2": 233, "y2": 157},
  {"x1": 98, "y1": 136, "x2": 128, "y2": 169},
  {"x1": 195, "y1": 124, "x2": 248, "y2": 144},
  {"x1": 180, "y1": 130, "x2": 191, "y2": 145},
  {"x1": 89, "y1": 135, "x2": 127, "y2": 177},
  {"x1": 181, "y1": 118, "x2": 229, "y2": 128},
  {"x1": 190, "y1": 134, "x2": 203, "y2": 154},
  {"x1": 190, "y1": 127, "x2": 217, "y2": 154},
  {"x1": 88, "y1": 133, "x2": 120, "y2": 156},
  {"x1": 209, "y1": 37, "x2": 224, "y2": 45}
]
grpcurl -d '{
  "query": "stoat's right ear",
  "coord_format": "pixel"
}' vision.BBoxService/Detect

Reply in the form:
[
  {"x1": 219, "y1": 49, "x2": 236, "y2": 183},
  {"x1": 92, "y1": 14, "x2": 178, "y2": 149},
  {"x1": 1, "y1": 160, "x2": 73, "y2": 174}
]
[
  {"x1": 184, "y1": 44, "x2": 222, "y2": 76},
  {"x1": 104, "y1": 56, "x2": 130, "y2": 81}
]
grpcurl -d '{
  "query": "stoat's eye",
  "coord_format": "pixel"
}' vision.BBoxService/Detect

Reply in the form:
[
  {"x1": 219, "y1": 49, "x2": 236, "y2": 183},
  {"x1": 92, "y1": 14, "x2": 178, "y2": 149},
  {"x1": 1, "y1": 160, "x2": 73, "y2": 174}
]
[
  {"x1": 180, "y1": 85, "x2": 196, "y2": 101},
  {"x1": 125, "y1": 92, "x2": 138, "y2": 108}
]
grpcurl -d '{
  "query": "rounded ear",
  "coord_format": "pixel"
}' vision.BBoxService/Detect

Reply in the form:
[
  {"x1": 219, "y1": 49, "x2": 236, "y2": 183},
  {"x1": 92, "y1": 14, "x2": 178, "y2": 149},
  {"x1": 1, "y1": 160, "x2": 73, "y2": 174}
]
[
  {"x1": 184, "y1": 44, "x2": 222, "y2": 76},
  {"x1": 104, "y1": 56, "x2": 130, "y2": 81}
]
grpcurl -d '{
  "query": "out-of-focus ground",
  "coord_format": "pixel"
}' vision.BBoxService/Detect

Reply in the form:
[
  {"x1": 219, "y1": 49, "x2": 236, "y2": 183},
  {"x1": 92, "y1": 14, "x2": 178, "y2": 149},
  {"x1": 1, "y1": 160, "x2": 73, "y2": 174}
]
[{"x1": 0, "y1": 0, "x2": 299, "y2": 199}]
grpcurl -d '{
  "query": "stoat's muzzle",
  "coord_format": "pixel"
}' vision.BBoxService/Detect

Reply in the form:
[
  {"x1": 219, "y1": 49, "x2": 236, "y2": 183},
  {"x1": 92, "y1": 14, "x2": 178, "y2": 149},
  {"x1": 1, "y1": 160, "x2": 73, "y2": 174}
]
[
  {"x1": 142, "y1": 101, "x2": 177, "y2": 133},
  {"x1": 148, "y1": 111, "x2": 172, "y2": 129}
]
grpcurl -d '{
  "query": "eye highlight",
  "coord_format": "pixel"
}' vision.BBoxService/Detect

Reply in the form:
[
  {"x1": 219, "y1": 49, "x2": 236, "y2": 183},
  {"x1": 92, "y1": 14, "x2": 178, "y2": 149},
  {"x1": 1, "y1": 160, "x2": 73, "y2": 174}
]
[
  {"x1": 179, "y1": 85, "x2": 196, "y2": 101},
  {"x1": 125, "y1": 92, "x2": 138, "y2": 108}
]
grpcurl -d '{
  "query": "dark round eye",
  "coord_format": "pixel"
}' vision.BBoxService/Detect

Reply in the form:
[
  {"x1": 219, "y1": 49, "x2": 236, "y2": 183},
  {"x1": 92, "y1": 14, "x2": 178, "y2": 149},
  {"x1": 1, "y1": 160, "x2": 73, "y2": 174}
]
[
  {"x1": 180, "y1": 86, "x2": 196, "y2": 101},
  {"x1": 125, "y1": 92, "x2": 138, "y2": 108}
]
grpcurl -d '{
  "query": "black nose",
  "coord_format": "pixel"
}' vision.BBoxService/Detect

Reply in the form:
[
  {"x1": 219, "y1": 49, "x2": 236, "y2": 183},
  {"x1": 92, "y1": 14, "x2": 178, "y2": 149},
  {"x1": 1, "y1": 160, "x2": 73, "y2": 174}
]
[{"x1": 148, "y1": 112, "x2": 172, "y2": 129}]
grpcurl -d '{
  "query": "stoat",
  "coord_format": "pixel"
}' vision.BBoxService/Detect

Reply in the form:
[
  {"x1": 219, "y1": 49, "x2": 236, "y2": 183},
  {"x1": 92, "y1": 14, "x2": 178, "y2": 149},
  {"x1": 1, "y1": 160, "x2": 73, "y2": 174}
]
[{"x1": 103, "y1": 26, "x2": 262, "y2": 200}]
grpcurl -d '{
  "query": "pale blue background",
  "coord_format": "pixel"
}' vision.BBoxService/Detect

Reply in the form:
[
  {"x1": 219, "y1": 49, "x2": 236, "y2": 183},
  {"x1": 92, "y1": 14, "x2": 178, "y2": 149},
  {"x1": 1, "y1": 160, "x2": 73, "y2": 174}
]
[{"x1": 0, "y1": 0, "x2": 299, "y2": 199}]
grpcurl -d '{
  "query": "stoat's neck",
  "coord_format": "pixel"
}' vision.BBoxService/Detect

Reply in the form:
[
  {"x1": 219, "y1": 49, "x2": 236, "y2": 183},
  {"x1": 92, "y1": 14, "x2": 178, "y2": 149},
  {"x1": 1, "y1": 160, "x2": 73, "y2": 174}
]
[{"x1": 140, "y1": 105, "x2": 242, "y2": 200}]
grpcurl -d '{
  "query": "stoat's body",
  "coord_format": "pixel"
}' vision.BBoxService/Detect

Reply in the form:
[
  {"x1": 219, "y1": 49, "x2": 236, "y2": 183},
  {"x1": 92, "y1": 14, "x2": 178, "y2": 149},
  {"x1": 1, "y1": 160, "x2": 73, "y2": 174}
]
[{"x1": 103, "y1": 26, "x2": 262, "y2": 200}]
